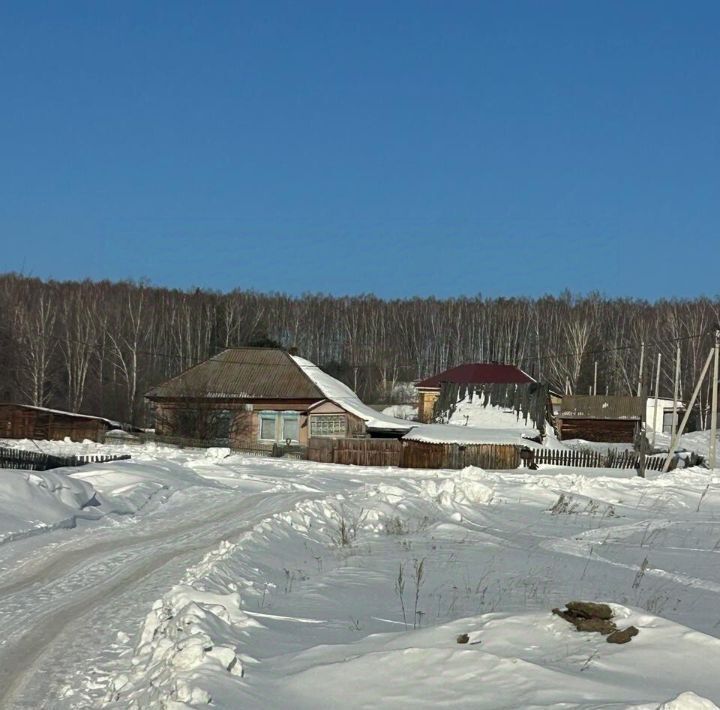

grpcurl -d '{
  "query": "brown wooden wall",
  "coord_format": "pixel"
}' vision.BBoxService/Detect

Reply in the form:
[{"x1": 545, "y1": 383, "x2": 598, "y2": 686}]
[
  {"x1": 307, "y1": 437, "x2": 520, "y2": 470},
  {"x1": 417, "y1": 389, "x2": 440, "y2": 423},
  {"x1": 0, "y1": 405, "x2": 107, "y2": 442},
  {"x1": 402, "y1": 441, "x2": 520, "y2": 470},
  {"x1": 557, "y1": 418, "x2": 639, "y2": 443}
]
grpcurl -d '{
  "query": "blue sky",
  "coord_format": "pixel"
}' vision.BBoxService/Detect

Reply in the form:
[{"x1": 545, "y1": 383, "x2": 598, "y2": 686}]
[{"x1": 1, "y1": 1, "x2": 718, "y2": 299}]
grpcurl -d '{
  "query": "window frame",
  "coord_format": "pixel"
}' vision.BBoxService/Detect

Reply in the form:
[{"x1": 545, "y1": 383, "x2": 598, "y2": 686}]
[
  {"x1": 309, "y1": 413, "x2": 347, "y2": 438},
  {"x1": 258, "y1": 410, "x2": 301, "y2": 443},
  {"x1": 281, "y1": 411, "x2": 300, "y2": 443},
  {"x1": 258, "y1": 411, "x2": 278, "y2": 442}
]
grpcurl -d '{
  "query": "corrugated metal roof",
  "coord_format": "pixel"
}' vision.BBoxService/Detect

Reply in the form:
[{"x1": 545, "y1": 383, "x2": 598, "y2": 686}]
[
  {"x1": 559, "y1": 395, "x2": 645, "y2": 420},
  {"x1": 416, "y1": 363, "x2": 535, "y2": 389},
  {"x1": 146, "y1": 348, "x2": 324, "y2": 400},
  {"x1": 0, "y1": 403, "x2": 123, "y2": 428}
]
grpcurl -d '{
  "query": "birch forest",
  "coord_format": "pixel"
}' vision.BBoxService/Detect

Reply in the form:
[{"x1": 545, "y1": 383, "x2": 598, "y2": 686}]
[{"x1": 1, "y1": 273, "x2": 718, "y2": 427}]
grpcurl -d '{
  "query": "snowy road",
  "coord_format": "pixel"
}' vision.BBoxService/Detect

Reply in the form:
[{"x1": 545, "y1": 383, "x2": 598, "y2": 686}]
[{"x1": 0, "y1": 482, "x2": 317, "y2": 708}]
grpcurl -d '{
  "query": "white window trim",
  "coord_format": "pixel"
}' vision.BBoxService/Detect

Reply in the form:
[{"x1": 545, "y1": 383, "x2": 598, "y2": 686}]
[
  {"x1": 281, "y1": 411, "x2": 300, "y2": 443},
  {"x1": 258, "y1": 410, "x2": 301, "y2": 443},
  {"x1": 309, "y1": 413, "x2": 347, "y2": 438},
  {"x1": 259, "y1": 411, "x2": 278, "y2": 442}
]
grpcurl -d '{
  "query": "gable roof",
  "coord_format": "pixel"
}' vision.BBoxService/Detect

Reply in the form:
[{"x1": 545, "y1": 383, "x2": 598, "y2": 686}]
[
  {"x1": 416, "y1": 363, "x2": 535, "y2": 389},
  {"x1": 559, "y1": 395, "x2": 645, "y2": 420},
  {"x1": 146, "y1": 348, "x2": 325, "y2": 400}
]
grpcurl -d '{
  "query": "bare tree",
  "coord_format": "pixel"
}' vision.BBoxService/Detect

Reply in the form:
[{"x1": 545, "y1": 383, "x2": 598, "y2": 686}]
[{"x1": 14, "y1": 290, "x2": 57, "y2": 405}]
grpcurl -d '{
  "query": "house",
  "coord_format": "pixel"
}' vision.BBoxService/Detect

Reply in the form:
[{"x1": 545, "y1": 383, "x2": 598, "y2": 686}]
[
  {"x1": 555, "y1": 395, "x2": 645, "y2": 443},
  {"x1": 145, "y1": 348, "x2": 413, "y2": 449},
  {"x1": 415, "y1": 363, "x2": 535, "y2": 423},
  {"x1": 0, "y1": 403, "x2": 126, "y2": 443}
]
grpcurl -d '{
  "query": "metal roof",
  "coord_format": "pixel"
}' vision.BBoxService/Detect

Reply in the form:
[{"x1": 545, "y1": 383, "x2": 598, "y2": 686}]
[
  {"x1": 559, "y1": 395, "x2": 645, "y2": 420},
  {"x1": 0, "y1": 403, "x2": 123, "y2": 428},
  {"x1": 416, "y1": 363, "x2": 535, "y2": 389},
  {"x1": 145, "y1": 348, "x2": 325, "y2": 400}
]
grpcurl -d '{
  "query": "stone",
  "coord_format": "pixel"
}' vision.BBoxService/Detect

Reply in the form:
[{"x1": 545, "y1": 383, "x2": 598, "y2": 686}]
[
  {"x1": 575, "y1": 617, "x2": 617, "y2": 635},
  {"x1": 552, "y1": 602, "x2": 617, "y2": 635},
  {"x1": 607, "y1": 626, "x2": 639, "y2": 644},
  {"x1": 456, "y1": 633, "x2": 470, "y2": 644},
  {"x1": 566, "y1": 601, "x2": 614, "y2": 620}
]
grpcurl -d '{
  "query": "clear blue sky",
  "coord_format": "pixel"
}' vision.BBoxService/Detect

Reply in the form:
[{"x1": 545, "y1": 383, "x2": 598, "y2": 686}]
[{"x1": 1, "y1": 1, "x2": 718, "y2": 299}]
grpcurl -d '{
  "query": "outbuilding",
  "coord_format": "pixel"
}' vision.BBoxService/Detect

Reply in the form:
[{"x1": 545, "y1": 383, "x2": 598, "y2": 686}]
[
  {"x1": 555, "y1": 395, "x2": 645, "y2": 443},
  {"x1": 0, "y1": 403, "x2": 123, "y2": 443}
]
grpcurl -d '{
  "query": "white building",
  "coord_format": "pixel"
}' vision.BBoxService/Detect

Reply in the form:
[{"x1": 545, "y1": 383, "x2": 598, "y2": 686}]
[{"x1": 646, "y1": 397, "x2": 685, "y2": 434}]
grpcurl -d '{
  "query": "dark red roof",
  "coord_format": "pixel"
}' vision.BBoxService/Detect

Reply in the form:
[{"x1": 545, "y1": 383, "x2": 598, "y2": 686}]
[{"x1": 416, "y1": 363, "x2": 535, "y2": 389}]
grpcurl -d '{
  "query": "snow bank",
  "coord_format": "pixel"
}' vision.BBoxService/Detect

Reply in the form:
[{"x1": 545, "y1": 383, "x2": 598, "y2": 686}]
[
  {"x1": 268, "y1": 607, "x2": 720, "y2": 709},
  {"x1": 381, "y1": 404, "x2": 418, "y2": 420},
  {"x1": 0, "y1": 469, "x2": 102, "y2": 543},
  {"x1": 0, "y1": 442, "x2": 228, "y2": 544},
  {"x1": 105, "y1": 583, "x2": 257, "y2": 706},
  {"x1": 448, "y1": 399, "x2": 538, "y2": 431}
]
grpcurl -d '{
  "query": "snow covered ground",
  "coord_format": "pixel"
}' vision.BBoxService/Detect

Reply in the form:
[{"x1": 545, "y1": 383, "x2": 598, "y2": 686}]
[{"x1": 2, "y1": 441, "x2": 720, "y2": 708}]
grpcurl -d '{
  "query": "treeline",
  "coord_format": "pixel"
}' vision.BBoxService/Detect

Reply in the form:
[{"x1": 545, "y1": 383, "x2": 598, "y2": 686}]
[{"x1": 0, "y1": 273, "x2": 718, "y2": 427}]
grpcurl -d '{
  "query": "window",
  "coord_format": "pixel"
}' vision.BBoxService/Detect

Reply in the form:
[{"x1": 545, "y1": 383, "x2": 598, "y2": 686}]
[
  {"x1": 259, "y1": 412, "x2": 277, "y2": 441},
  {"x1": 310, "y1": 414, "x2": 347, "y2": 438},
  {"x1": 213, "y1": 410, "x2": 232, "y2": 441},
  {"x1": 663, "y1": 409, "x2": 683, "y2": 434},
  {"x1": 282, "y1": 413, "x2": 299, "y2": 442},
  {"x1": 258, "y1": 411, "x2": 301, "y2": 442}
]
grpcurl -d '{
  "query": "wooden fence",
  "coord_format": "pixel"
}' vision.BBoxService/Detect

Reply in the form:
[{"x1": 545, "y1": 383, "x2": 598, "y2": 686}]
[
  {"x1": 531, "y1": 448, "x2": 668, "y2": 471},
  {"x1": 308, "y1": 438, "x2": 673, "y2": 472},
  {"x1": 0, "y1": 446, "x2": 131, "y2": 472},
  {"x1": 308, "y1": 437, "x2": 403, "y2": 466},
  {"x1": 402, "y1": 441, "x2": 520, "y2": 470},
  {"x1": 308, "y1": 438, "x2": 519, "y2": 470}
]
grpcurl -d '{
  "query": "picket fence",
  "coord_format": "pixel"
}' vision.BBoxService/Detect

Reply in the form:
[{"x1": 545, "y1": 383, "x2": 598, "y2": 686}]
[
  {"x1": 531, "y1": 448, "x2": 667, "y2": 471},
  {"x1": 0, "y1": 446, "x2": 131, "y2": 472}
]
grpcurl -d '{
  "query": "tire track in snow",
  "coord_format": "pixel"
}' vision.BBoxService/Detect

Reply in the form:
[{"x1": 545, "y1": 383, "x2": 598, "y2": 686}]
[{"x1": 0, "y1": 489, "x2": 319, "y2": 708}]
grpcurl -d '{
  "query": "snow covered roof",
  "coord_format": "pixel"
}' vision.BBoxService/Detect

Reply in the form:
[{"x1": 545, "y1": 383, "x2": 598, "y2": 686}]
[
  {"x1": 416, "y1": 363, "x2": 535, "y2": 389},
  {"x1": 290, "y1": 357, "x2": 414, "y2": 433},
  {"x1": 402, "y1": 423, "x2": 543, "y2": 448},
  {"x1": 1, "y1": 403, "x2": 123, "y2": 429}
]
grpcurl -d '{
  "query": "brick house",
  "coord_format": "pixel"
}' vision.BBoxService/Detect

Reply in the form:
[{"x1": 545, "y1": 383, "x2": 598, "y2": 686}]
[{"x1": 146, "y1": 348, "x2": 411, "y2": 448}]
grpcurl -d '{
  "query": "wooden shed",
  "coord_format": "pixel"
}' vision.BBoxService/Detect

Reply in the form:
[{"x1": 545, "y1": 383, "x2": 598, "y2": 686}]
[
  {"x1": 0, "y1": 403, "x2": 122, "y2": 443},
  {"x1": 556, "y1": 395, "x2": 645, "y2": 443}
]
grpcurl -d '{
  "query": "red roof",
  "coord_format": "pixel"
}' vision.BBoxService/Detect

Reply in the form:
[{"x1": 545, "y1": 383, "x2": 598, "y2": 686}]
[{"x1": 416, "y1": 363, "x2": 535, "y2": 389}]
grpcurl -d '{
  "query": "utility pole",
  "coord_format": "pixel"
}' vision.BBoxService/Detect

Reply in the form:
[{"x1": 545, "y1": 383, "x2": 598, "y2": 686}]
[
  {"x1": 637, "y1": 341, "x2": 645, "y2": 397},
  {"x1": 651, "y1": 352, "x2": 661, "y2": 449},
  {"x1": 593, "y1": 361, "x2": 598, "y2": 396},
  {"x1": 671, "y1": 343, "x2": 681, "y2": 443},
  {"x1": 663, "y1": 347, "x2": 715, "y2": 472},
  {"x1": 710, "y1": 330, "x2": 720, "y2": 470}
]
